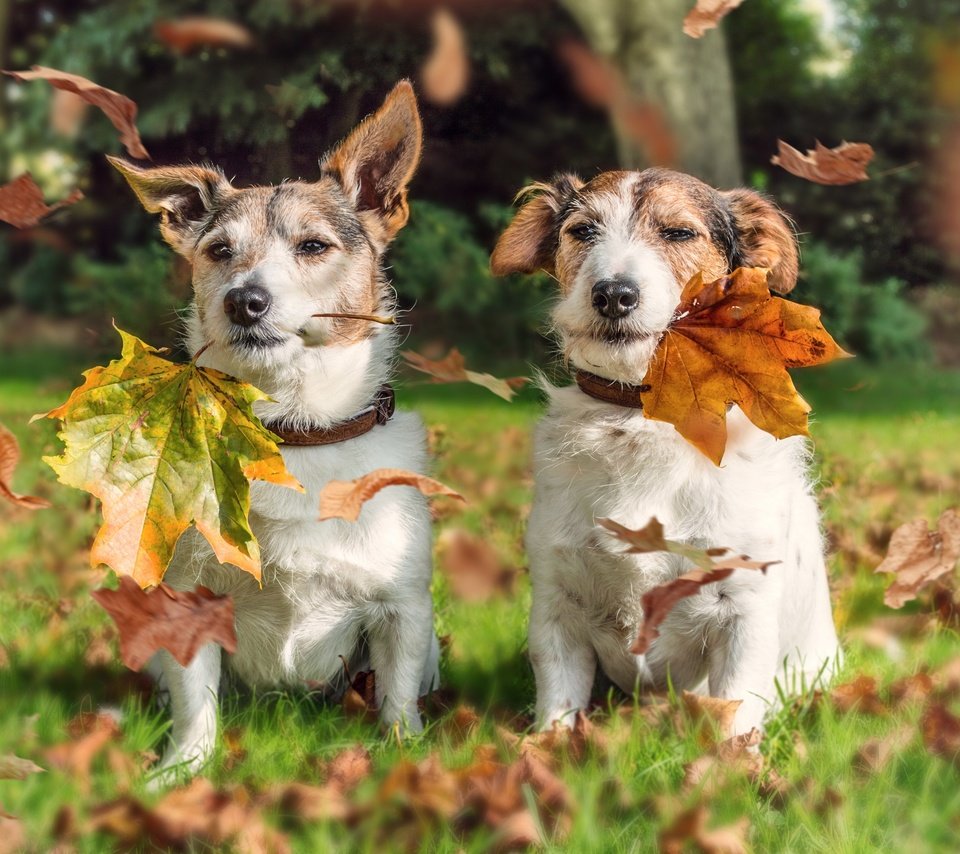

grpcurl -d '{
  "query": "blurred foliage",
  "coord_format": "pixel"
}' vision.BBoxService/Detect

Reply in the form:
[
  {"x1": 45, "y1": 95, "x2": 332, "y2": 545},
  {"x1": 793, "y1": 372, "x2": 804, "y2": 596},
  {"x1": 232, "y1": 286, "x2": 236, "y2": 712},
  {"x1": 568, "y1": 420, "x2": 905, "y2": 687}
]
[{"x1": 797, "y1": 241, "x2": 930, "y2": 363}]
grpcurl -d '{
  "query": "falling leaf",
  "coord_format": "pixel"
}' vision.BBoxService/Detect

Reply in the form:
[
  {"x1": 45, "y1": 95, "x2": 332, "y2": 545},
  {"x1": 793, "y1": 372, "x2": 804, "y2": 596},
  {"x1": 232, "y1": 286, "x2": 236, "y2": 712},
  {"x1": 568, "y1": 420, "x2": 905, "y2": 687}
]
[
  {"x1": 830, "y1": 675, "x2": 886, "y2": 715},
  {"x1": 0, "y1": 174, "x2": 83, "y2": 231},
  {"x1": 49, "y1": 88, "x2": 89, "y2": 137},
  {"x1": 91, "y1": 576, "x2": 237, "y2": 671},
  {"x1": 36, "y1": 327, "x2": 302, "y2": 587},
  {"x1": 683, "y1": 1, "x2": 746, "y2": 39},
  {"x1": 438, "y1": 528, "x2": 519, "y2": 602},
  {"x1": 154, "y1": 17, "x2": 255, "y2": 54},
  {"x1": 421, "y1": 8, "x2": 469, "y2": 106},
  {"x1": 639, "y1": 267, "x2": 848, "y2": 464},
  {"x1": 0, "y1": 421, "x2": 49, "y2": 509},
  {"x1": 319, "y1": 468, "x2": 463, "y2": 523},
  {"x1": 771, "y1": 140, "x2": 874, "y2": 185},
  {"x1": 922, "y1": 703, "x2": 960, "y2": 766},
  {"x1": 556, "y1": 40, "x2": 676, "y2": 167},
  {"x1": 3, "y1": 66, "x2": 149, "y2": 159},
  {"x1": 0, "y1": 815, "x2": 25, "y2": 854},
  {"x1": 598, "y1": 517, "x2": 774, "y2": 654},
  {"x1": 402, "y1": 348, "x2": 526, "y2": 401},
  {"x1": 876, "y1": 510, "x2": 960, "y2": 608},
  {"x1": 0, "y1": 755, "x2": 44, "y2": 780}
]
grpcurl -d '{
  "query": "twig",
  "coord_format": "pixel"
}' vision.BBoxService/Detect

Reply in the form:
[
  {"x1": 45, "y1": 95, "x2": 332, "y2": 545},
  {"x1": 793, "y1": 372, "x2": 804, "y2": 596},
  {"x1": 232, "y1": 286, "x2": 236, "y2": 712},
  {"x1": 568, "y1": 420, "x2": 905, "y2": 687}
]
[{"x1": 311, "y1": 312, "x2": 396, "y2": 325}]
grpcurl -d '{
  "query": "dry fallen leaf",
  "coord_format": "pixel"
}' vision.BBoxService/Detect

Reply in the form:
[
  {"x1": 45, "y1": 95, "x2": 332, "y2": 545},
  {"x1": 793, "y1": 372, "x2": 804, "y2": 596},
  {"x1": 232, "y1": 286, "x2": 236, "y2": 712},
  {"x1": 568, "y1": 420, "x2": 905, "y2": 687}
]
[
  {"x1": 640, "y1": 267, "x2": 848, "y2": 464},
  {"x1": 44, "y1": 712, "x2": 121, "y2": 788},
  {"x1": 498, "y1": 711, "x2": 610, "y2": 767},
  {"x1": 876, "y1": 509, "x2": 960, "y2": 608},
  {"x1": 421, "y1": 8, "x2": 469, "y2": 106},
  {"x1": 319, "y1": 468, "x2": 464, "y2": 523},
  {"x1": 438, "y1": 528, "x2": 519, "y2": 602},
  {"x1": 556, "y1": 39, "x2": 676, "y2": 167},
  {"x1": 0, "y1": 421, "x2": 50, "y2": 509},
  {"x1": 37, "y1": 327, "x2": 302, "y2": 587},
  {"x1": 0, "y1": 174, "x2": 83, "y2": 231},
  {"x1": 683, "y1": 0, "x2": 746, "y2": 39},
  {"x1": 854, "y1": 725, "x2": 914, "y2": 775},
  {"x1": 92, "y1": 576, "x2": 237, "y2": 671},
  {"x1": 324, "y1": 745, "x2": 373, "y2": 792},
  {"x1": 341, "y1": 669, "x2": 378, "y2": 721},
  {"x1": 599, "y1": 517, "x2": 774, "y2": 654},
  {"x1": 922, "y1": 702, "x2": 960, "y2": 766},
  {"x1": 0, "y1": 815, "x2": 25, "y2": 854},
  {"x1": 3, "y1": 66, "x2": 149, "y2": 159},
  {"x1": 0, "y1": 755, "x2": 44, "y2": 780},
  {"x1": 771, "y1": 140, "x2": 874, "y2": 185},
  {"x1": 154, "y1": 17, "x2": 255, "y2": 54},
  {"x1": 402, "y1": 348, "x2": 527, "y2": 401},
  {"x1": 49, "y1": 88, "x2": 88, "y2": 137},
  {"x1": 682, "y1": 692, "x2": 743, "y2": 745},
  {"x1": 683, "y1": 728, "x2": 764, "y2": 794},
  {"x1": 830, "y1": 674, "x2": 886, "y2": 715},
  {"x1": 660, "y1": 803, "x2": 750, "y2": 854}
]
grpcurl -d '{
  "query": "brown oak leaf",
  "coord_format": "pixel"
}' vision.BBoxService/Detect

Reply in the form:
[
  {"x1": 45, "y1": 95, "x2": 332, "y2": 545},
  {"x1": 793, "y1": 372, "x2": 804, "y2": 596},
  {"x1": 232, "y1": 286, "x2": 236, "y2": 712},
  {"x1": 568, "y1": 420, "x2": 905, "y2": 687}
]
[
  {"x1": 92, "y1": 576, "x2": 237, "y2": 671},
  {"x1": 421, "y1": 8, "x2": 469, "y2": 106},
  {"x1": 3, "y1": 66, "x2": 149, "y2": 159},
  {"x1": 683, "y1": 1, "x2": 746, "y2": 39},
  {"x1": 402, "y1": 348, "x2": 527, "y2": 401},
  {"x1": 153, "y1": 17, "x2": 254, "y2": 54},
  {"x1": 319, "y1": 468, "x2": 464, "y2": 523},
  {"x1": 876, "y1": 509, "x2": 960, "y2": 608},
  {"x1": 0, "y1": 174, "x2": 83, "y2": 231},
  {"x1": 771, "y1": 140, "x2": 874, "y2": 185},
  {"x1": 0, "y1": 421, "x2": 50, "y2": 508},
  {"x1": 640, "y1": 267, "x2": 848, "y2": 464}
]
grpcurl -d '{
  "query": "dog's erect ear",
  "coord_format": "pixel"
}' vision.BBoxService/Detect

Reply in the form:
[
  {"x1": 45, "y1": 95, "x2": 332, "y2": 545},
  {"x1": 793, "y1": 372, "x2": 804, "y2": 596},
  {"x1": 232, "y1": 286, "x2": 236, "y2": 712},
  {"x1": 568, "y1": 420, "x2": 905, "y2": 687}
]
[
  {"x1": 490, "y1": 174, "x2": 584, "y2": 277},
  {"x1": 108, "y1": 156, "x2": 235, "y2": 256},
  {"x1": 722, "y1": 189, "x2": 799, "y2": 294},
  {"x1": 321, "y1": 80, "x2": 422, "y2": 241}
]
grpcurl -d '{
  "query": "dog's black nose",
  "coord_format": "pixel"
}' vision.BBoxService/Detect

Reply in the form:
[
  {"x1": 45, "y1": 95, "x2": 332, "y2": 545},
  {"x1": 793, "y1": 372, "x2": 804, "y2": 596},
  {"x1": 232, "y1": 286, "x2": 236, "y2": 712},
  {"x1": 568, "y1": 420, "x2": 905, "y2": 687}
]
[
  {"x1": 224, "y1": 285, "x2": 271, "y2": 327},
  {"x1": 592, "y1": 278, "x2": 640, "y2": 319}
]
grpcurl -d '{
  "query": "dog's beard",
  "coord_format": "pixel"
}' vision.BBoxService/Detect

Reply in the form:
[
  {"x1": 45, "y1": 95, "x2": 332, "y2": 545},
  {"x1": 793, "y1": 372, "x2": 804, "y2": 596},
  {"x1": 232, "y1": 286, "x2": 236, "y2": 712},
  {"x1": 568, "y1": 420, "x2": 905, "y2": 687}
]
[{"x1": 228, "y1": 323, "x2": 287, "y2": 351}]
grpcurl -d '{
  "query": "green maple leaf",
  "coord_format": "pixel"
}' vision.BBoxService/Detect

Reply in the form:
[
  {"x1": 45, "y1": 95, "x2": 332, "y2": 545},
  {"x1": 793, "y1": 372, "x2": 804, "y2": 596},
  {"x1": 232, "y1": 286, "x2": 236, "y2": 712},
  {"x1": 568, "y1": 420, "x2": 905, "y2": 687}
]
[{"x1": 36, "y1": 327, "x2": 302, "y2": 588}]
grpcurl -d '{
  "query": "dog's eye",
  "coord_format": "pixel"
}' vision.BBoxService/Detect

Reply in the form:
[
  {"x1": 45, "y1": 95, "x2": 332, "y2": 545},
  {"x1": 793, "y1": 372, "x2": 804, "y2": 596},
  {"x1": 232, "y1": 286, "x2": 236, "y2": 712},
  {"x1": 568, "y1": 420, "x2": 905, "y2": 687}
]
[
  {"x1": 568, "y1": 223, "x2": 599, "y2": 242},
  {"x1": 207, "y1": 242, "x2": 233, "y2": 261},
  {"x1": 661, "y1": 227, "x2": 698, "y2": 242},
  {"x1": 297, "y1": 239, "x2": 329, "y2": 256}
]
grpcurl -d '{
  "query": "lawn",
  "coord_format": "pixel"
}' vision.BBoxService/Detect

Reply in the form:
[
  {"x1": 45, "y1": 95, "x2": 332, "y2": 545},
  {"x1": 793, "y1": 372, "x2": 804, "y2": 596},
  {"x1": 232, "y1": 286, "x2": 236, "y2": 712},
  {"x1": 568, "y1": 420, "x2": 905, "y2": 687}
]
[{"x1": 2, "y1": 348, "x2": 960, "y2": 852}]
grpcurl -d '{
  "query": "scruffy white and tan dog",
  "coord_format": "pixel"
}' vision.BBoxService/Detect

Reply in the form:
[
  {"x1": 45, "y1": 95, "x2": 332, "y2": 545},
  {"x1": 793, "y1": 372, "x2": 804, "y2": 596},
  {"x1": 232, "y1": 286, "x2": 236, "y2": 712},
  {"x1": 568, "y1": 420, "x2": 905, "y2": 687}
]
[
  {"x1": 492, "y1": 169, "x2": 839, "y2": 736},
  {"x1": 110, "y1": 82, "x2": 438, "y2": 779}
]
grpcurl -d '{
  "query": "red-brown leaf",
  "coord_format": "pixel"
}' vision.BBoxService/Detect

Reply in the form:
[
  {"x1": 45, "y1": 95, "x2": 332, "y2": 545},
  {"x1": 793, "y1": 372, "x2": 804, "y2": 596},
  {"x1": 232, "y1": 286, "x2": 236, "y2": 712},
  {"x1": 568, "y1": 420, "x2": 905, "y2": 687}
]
[
  {"x1": 0, "y1": 421, "x2": 50, "y2": 508},
  {"x1": 91, "y1": 576, "x2": 237, "y2": 671},
  {"x1": 922, "y1": 702, "x2": 960, "y2": 766},
  {"x1": 153, "y1": 17, "x2": 255, "y2": 54},
  {"x1": 683, "y1": 1, "x2": 746, "y2": 39},
  {"x1": 3, "y1": 66, "x2": 149, "y2": 159},
  {"x1": 0, "y1": 174, "x2": 83, "y2": 231},
  {"x1": 771, "y1": 140, "x2": 874, "y2": 185}
]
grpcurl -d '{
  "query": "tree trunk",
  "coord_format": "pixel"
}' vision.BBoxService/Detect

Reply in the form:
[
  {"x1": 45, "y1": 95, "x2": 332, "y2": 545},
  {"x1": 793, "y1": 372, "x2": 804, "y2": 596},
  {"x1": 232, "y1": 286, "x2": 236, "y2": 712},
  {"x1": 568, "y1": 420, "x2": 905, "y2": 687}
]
[{"x1": 560, "y1": 0, "x2": 742, "y2": 188}]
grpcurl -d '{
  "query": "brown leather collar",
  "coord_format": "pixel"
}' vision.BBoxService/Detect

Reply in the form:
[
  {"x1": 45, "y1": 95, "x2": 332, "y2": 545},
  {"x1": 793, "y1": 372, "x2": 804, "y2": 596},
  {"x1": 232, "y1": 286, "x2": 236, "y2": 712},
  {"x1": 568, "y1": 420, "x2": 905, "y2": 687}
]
[
  {"x1": 263, "y1": 385, "x2": 396, "y2": 446},
  {"x1": 575, "y1": 370, "x2": 649, "y2": 409}
]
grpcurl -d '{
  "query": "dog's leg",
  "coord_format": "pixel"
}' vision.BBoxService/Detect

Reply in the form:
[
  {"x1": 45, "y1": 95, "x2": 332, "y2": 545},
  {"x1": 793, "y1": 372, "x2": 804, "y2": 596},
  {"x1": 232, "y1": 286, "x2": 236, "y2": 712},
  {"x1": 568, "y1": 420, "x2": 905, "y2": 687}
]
[
  {"x1": 149, "y1": 643, "x2": 221, "y2": 787},
  {"x1": 530, "y1": 585, "x2": 596, "y2": 731},
  {"x1": 367, "y1": 593, "x2": 433, "y2": 735},
  {"x1": 419, "y1": 630, "x2": 441, "y2": 696}
]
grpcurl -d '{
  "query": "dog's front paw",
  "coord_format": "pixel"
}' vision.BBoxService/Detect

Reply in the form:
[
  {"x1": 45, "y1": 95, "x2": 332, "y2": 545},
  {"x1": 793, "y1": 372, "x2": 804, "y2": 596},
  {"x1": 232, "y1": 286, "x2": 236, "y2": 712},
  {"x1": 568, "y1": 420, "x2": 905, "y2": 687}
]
[
  {"x1": 146, "y1": 742, "x2": 214, "y2": 791},
  {"x1": 381, "y1": 704, "x2": 424, "y2": 737}
]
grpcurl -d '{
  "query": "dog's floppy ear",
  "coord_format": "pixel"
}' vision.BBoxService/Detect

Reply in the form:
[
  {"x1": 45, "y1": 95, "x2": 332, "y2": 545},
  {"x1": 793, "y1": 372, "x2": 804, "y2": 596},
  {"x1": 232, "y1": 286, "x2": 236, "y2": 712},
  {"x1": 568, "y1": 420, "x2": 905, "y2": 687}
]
[
  {"x1": 107, "y1": 156, "x2": 235, "y2": 256},
  {"x1": 722, "y1": 189, "x2": 799, "y2": 294},
  {"x1": 491, "y1": 174, "x2": 584, "y2": 277},
  {"x1": 321, "y1": 80, "x2": 422, "y2": 241}
]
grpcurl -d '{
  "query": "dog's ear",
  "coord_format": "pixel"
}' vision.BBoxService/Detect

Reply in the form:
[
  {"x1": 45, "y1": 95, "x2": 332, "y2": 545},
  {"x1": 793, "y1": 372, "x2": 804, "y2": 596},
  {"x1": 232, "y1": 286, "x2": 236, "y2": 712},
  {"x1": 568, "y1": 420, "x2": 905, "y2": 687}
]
[
  {"x1": 490, "y1": 174, "x2": 584, "y2": 277},
  {"x1": 722, "y1": 189, "x2": 799, "y2": 294},
  {"x1": 107, "y1": 156, "x2": 235, "y2": 256},
  {"x1": 321, "y1": 80, "x2": 422, "y2": 241}
]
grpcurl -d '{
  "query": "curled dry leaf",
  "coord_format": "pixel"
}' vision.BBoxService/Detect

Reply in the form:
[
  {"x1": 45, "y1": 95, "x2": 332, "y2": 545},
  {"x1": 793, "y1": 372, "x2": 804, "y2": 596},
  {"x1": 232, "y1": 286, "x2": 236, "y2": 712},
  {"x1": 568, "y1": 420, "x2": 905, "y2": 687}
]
[
  {"x1": 37, "y1": 327, "x2": 302, "y2": 587},
  {"x1": 683, "y1": 0, "x2": 746, "y2": 39},
  {"x1": 498, "y1": 711, "x2": 609, "y2": 767},
  {"x1": 640, "y1": 267, "x2": 848, "y2": 464},
  {"x1": 421, "y1": 8, "x2": 469, "y2": 106},
  {"x1": 556, "y1": 39, "x2": 676, "y2": 167},
  {"x1": 771, "y1": 140, "x2": 875, "y2": 185},
  {"x1": 0, "y1": 421, "x2": 50, "y2": 509},
  {"x1": 683, "y1": 728, "x2": 764, "y2": 795},
  {"x1": 875, "y1": 509, "x2": 960, "y2": 608},
  {"x1": 92, "y1": 576, "x2": 237, "y2": 671},
  {"x1": 402, "y1": 348, "x2": 527, "y2": 401},
  {"x1": 319, "y1": 467, "x2": 463, "y2": 523},
  {"x1": 49, "y1": 88, "x2": 88, "y2": 137},
  {"x1": 0, "y1": 174, "x2": 83, "y2": 231},
  {"x1": 599, "y1": 517, "x2": 775, "y2": 654},
  {"x1": 154, "y1": 17, "x2": 254, "y2": 54},
  {"x1": 3, "y1": 66, "x2": 149, "y2": 159},
  {"x1": 438, "y1": 528, "x2": 519, "y2": 602},
  {"x1": 341, "y1": 669, "x2": 378, "y2": 721},
  {"x1": 0, "y1": 755, "x2": 44, "y2": 780}
]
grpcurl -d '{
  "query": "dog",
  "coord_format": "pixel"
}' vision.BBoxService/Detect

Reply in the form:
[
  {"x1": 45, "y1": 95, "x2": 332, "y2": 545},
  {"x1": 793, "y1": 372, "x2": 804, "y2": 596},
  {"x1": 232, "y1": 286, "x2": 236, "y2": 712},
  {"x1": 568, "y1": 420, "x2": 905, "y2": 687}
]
[
  {"x1": 491, "y1": 168, "x2": 839, "y2": 736},
  {"x1": 109, "y1": 81, "x2": 439, "y2": 779}
]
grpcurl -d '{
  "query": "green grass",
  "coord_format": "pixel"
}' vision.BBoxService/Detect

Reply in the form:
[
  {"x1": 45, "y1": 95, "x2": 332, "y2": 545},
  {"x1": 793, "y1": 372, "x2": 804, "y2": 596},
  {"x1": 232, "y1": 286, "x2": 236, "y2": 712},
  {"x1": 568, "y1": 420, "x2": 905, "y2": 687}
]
[{"x1": 2, "y1": 349, "x2": 960, "y2": 851}]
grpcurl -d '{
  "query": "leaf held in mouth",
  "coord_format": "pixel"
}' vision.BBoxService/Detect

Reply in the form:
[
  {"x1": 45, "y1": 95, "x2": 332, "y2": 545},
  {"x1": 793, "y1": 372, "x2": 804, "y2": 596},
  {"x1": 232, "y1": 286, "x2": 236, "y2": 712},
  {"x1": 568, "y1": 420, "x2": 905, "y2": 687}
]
[
  {"x1": 640, "y1": 267, "x2": 849, "y2": 464},
  {"x1": 36, "y1": 327, "x2": 302, "y2": 588}
]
